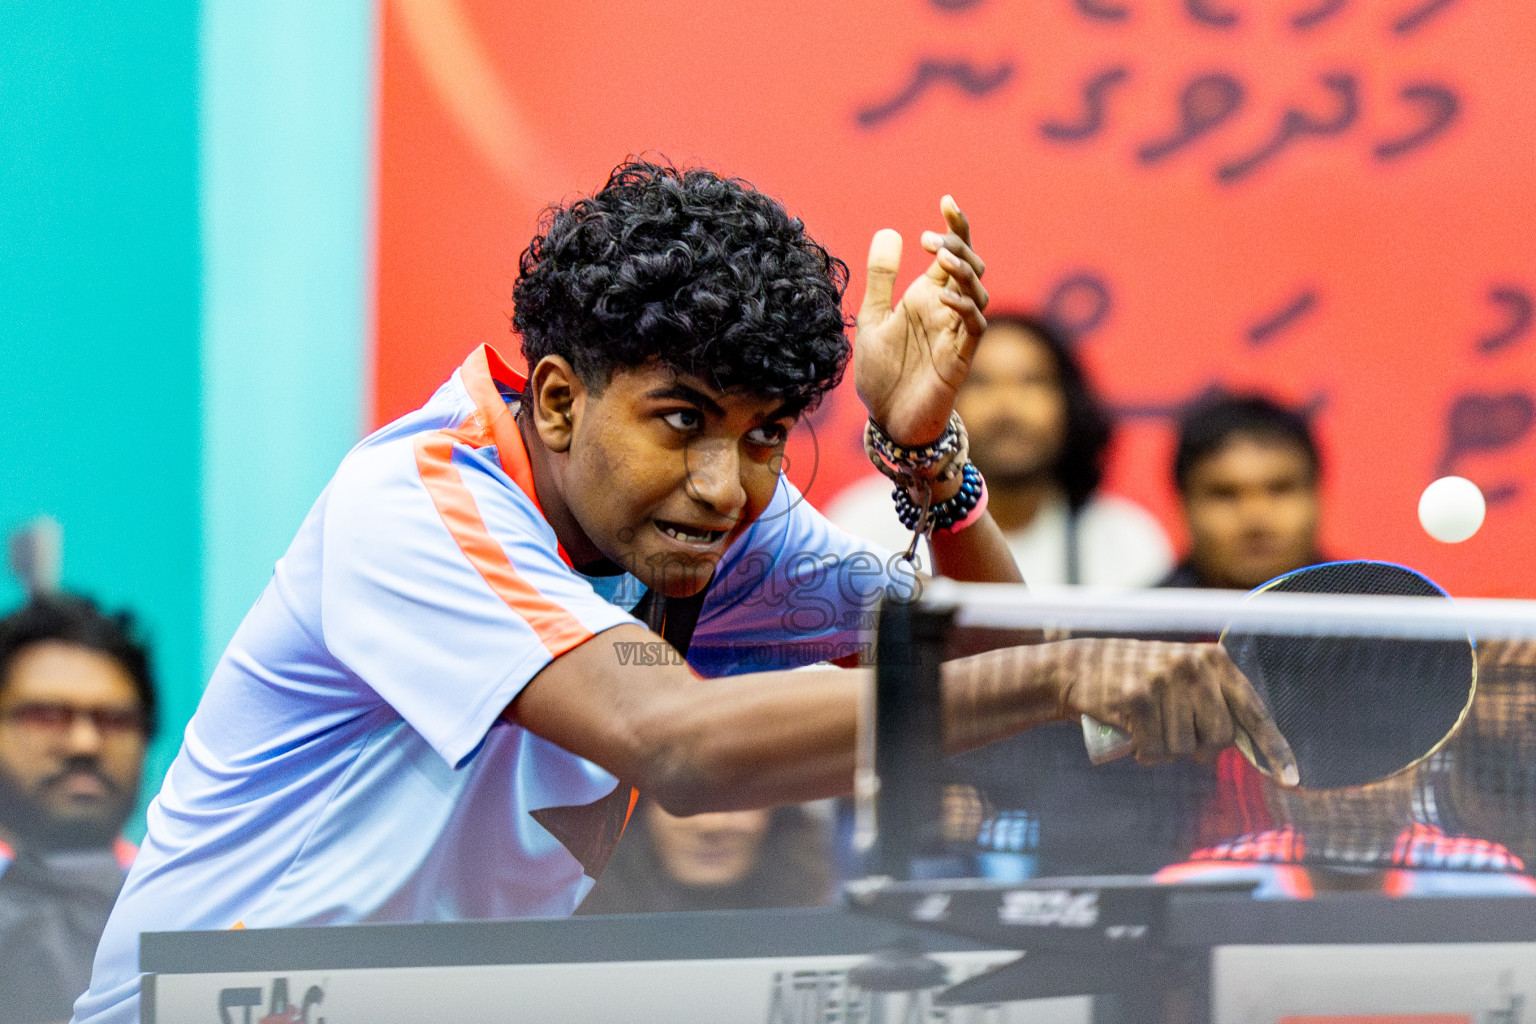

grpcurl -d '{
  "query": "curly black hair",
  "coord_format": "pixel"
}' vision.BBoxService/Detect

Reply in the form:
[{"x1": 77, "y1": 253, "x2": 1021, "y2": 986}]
[
  {"x1": 512, "y1": 160, "x2": 851, "y2": 411},
  {"x1": 0, "y1": 594, "x2": 157, "y2": 738},
  {"x1": 982, "y1": 312, "x2": 1113, "y2": 510}
]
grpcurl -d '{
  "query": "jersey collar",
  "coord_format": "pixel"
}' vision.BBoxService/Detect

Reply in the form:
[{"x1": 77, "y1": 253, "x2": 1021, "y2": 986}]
[
  {"x1": 459, "y1": 344, "x2": 535, "y2": 495},
  {"x1": 460, "y1": 344, "x2": 593, "y2": 569}
]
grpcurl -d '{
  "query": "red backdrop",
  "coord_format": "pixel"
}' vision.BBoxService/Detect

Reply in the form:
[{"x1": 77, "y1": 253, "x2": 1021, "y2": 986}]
[{"x1": 375, "y1": 0, "x2": 1535, "y2": 596}]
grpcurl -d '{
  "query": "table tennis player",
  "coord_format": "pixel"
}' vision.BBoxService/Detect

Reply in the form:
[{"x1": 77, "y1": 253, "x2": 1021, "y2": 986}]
[{"x1": 71, "y1": 160, "x2": 1295, "y2": 1023}]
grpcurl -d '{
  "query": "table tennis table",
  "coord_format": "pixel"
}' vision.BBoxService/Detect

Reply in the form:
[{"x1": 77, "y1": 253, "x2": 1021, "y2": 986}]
[
  {"x1": 142, "y1": 883, "x2": 1536, "y2": 1024},
  {"x1": 144, "y1": 585, "x2": 1536, "y2": 1023}
]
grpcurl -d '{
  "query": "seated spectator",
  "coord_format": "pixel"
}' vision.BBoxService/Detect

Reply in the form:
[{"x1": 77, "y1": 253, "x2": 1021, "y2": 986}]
[
  {"x1": 1155, "y1": 781, "x2": 1536, "y2": 899},
  {"x1": 1149, "y1": 400, "x2": 1531, "y2": 897},
  {"x1": 1155, "y1": 823, "x2": 1536, "y2": 899},
  {"x1": 826, "y1": 312, "x2": 1171, "y2": 586},
  {"x1": 1425, "y1": 639, "x2": 1536, "y2": 871},
  {"x1": 0, "y1": 596, "x2": 154, "y2": 1024},
  {"x1": 1156, "y1": 641, "x2": 1536, "y2": 899},
  {"x1": 1159, "y1": 394, "x2": 1326, "y2": 590},
  {"x1": 576, "y1": 798, "x2": 833, "y2": 914}
]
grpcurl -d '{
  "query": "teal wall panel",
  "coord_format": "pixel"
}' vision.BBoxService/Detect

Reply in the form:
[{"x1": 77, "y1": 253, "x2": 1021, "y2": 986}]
[
  {"x1": 0, "y1": 3, "x2": 374, "y2": 841},
  {"x1": 0, "y1": 5, "x2": 204, "y2": 833},
  {"x1": 197, "y1": 0, "x2": 375, "y2": 677}
]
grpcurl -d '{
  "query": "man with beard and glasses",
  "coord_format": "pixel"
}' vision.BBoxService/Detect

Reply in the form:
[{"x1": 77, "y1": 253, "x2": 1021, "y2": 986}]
[
  {"x1": 0, "y1": 596, "x2": 153, "y2": 1024},
  {"x1": 827, "y1": 312, "x2": 1171, "y2": 587}
]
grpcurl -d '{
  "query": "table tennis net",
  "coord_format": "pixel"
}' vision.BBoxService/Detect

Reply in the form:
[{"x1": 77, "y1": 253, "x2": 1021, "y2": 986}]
[{"x1": 871, "y1": 585, "x2": 1536, "y2": 883}]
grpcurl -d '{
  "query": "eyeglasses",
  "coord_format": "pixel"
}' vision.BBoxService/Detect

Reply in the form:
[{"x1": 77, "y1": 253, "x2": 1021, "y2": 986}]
[{"x1": 0, "y1": 701, "x2": 146, "y2": 739}]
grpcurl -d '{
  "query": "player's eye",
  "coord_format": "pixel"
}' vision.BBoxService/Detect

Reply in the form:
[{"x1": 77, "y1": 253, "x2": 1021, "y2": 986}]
[
  {"x1": 661, "y1": 409, "x2": 703, "y2": 432},
  {"x1": 746, "y1": 423, "x2": 789, "y2": 446}
]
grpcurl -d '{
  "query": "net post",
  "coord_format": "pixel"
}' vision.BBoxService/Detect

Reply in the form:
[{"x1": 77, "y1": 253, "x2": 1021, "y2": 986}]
[{"x1": 873, "y1": 594, "x2": 955, "y2": 880}]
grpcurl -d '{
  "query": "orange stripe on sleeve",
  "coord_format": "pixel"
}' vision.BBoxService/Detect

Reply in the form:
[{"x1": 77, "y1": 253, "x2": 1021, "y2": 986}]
[{"x1": 414, "y1": 432, "x2": 594, "y2": 657}]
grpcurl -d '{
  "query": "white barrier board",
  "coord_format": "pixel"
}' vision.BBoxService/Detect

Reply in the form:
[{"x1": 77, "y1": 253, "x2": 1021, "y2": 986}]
[
  {"x1": 151, "y1": 951, "x2": 1092, "y2": 1024},
  {"x1": 1212, "y1": 943, "x2": 1536, "y2": 1024}
]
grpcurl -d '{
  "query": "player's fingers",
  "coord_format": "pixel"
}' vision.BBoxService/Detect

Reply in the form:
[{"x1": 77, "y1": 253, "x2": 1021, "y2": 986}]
[
  {"x1": 1191, "y1": 673, "x2": 1236, "y2": 757},
  {"x1": 1135, "y1": 691, "x2": 1169, "y2": 764},
  {"x1": 1121, "y1": 641, "x2": 1170, "y2": 764},
  {"x1": 938, "y1": 292, "x2": 988, "y2": 350},
  {"x1": 1163, "y1": 663, "x2": 1199, "y2": 760},
  {"x1": 920, "y1": 234, "x2": 954, "y2": 288},
  {"x1": 861, "y1": 229, "x2": 903, "y2": 321},
  {"x1": 1187, "y1": 644, "x2": 1236, "y2": 756},
  {"x1": 1219, "y1": 661, "x2": 1300, "y2": 786},
  {"x1": 1160, "y1": 701, "x2": 1197, "y2": 760},
  {"x1": 941, "y1": 195, "x2": 976, "y2": 254},
  {"x1": 944, "y1": 198, "x2": 987, "y2": 280},
  {"x1": 921, "y1": 230, "x2": 986, "y2": 281},
  {"x1": 937, "y1": 248, "x2": 990, "y2": 309}
]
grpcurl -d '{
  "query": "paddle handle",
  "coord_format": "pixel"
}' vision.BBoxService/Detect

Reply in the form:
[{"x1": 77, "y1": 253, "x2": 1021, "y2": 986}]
[{"x1": 1080, "y1": 715, "x2": 1135, "y2": 764}]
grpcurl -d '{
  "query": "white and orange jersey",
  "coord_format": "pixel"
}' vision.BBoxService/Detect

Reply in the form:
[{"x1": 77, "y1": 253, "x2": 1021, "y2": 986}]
[{"x1": 74, "y1": 345, "x2": 905, "y2": 1024}]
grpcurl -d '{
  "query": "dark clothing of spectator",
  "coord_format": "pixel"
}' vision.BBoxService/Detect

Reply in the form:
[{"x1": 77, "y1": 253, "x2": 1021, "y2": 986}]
[
  {"x1": 1157, "y1": 556, "x2": 1331, "y2": 590},
  {"x1": 1156, "y1": 560, "x2": 1210, "y2": 589},
  {"x1": 0, "y1": 845, "x2": 129, "y2": 1023}
]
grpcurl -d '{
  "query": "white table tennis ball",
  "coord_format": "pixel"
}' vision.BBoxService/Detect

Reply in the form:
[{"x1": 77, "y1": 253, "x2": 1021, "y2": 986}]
[{"x1": 1418, "y1": 476, "x2": 1486, "y2": 543}]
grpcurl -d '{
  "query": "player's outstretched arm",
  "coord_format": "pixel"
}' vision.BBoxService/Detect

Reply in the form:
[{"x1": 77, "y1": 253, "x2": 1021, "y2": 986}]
[
  {"x1": 946, "y1": 637, "x2": 1299, "y2": 784},
  {"x1": 852, "y1": 197, "x2": 1021, "y2": 586},
  {"x1": 507, "y1": 625, "x2": 1295, "y2": 815}
]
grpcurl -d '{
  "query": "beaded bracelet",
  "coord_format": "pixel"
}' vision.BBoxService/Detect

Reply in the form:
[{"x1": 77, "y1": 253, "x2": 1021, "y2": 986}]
[
  {"x1": 943, "y1": 470, "x2": 990, "y2": 534},
  {"x1": 864, "y1": 412, "x2": 969, "y2": 487},
  {"x1": 893, "y1": 460, "x2": 987, "y2": 533}
]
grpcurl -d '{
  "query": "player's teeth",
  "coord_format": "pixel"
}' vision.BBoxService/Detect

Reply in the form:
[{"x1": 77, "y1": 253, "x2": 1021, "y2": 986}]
[{"x1": 662, "y1": 523, "x2": 719, "y2": 542}]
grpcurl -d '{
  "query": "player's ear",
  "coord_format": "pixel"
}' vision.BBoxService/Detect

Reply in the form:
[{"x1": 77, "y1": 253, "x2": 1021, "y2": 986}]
[{"x1": 528, "y1": 356, "x2": 583, "y2": 454}]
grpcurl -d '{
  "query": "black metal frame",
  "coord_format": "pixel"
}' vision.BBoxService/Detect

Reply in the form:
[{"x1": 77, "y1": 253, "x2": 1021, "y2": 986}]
[{"x1": 873, "y1": 594, "x2": 954, "y2": 879}]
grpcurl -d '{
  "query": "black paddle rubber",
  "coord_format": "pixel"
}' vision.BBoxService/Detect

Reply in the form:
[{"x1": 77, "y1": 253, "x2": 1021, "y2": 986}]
[{"x1": 1221, "y1": 560, "x2": 1476, "y2": 790}]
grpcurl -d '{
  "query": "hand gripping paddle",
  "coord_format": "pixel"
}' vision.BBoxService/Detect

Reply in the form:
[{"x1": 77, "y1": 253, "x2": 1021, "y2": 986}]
[{"x1": 1080, "y1": 560, "x2": 1477, "y2": 790}]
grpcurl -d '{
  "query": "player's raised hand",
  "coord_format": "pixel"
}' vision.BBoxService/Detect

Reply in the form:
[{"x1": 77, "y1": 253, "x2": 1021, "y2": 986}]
[
  {"x1": 1055, "y1": 638, "x2": 1300, "y2": 785},
  {"x1": 854, "y1": 196, "x2": 989, "y2": 447}
]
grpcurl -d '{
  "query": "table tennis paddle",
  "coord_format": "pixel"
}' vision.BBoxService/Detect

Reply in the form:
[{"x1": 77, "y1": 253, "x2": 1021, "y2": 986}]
[{"x1": 1079, "y1": 560, "x2": 1477, "y2": 790}]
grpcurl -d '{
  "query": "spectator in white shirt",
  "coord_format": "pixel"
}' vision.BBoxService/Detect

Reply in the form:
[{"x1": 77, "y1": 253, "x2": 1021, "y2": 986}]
[{"x1": 825, "y1": 312, "x2": 1171, "y2": 587}]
